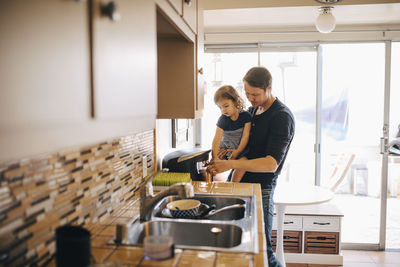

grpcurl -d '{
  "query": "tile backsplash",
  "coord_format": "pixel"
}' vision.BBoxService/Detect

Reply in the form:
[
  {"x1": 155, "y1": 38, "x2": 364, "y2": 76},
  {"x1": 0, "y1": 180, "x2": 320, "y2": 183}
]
[{"x1": 0, "y1": 130, "x2": 155, "y2": 266}]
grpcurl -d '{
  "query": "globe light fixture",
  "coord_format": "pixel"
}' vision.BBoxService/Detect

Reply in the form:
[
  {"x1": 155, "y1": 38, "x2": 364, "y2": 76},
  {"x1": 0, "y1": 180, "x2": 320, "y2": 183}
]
[{"x1": 315, "y1": 6, "x2": 336, "y2": 33}]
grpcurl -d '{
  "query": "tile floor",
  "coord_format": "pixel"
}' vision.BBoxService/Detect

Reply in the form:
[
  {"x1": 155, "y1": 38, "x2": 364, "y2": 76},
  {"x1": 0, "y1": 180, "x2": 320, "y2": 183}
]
[
  {"x1": 287, "y1": 250, "x2": 400, "y2": 267},
  {"x1": 331, "y1": 194, "x2": 400, "y2": 248}
]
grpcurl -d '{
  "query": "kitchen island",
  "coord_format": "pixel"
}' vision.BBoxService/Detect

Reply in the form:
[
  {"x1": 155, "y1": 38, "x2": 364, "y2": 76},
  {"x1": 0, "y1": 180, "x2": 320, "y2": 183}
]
[{"x1": 51, "y1": 182, "x2": 267, "y2": 266}]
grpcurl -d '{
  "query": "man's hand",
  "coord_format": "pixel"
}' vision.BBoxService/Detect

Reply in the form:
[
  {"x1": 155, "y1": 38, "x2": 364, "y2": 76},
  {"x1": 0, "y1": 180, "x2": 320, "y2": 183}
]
[{"x1": 207, "y1": 159, "x2": 233, "y2": 175}]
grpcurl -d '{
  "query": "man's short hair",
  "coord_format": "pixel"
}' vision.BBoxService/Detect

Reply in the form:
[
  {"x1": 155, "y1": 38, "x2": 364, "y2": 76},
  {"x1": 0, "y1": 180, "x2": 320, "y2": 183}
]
[{"x1": 243, "y1": 66, "x2": 272, "y2": 91}]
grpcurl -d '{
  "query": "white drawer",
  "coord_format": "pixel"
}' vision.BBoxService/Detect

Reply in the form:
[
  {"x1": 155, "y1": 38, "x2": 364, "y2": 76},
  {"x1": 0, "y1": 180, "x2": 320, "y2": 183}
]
[
  {"x1": 272, "y1": 215, "x2": 303, "y2": 230},
  {"x1": 303, "y1": 216, "x2": 340, "y2": 231}
]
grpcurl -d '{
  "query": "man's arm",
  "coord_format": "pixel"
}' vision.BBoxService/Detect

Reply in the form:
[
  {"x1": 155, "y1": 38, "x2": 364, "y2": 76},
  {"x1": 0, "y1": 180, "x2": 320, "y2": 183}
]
[
  {"x1": 209, "y1": 111, "x2": 294, "y2": 175},
  {"x1": 207, "y1": 155, "x2": 278, "y2": 175}
]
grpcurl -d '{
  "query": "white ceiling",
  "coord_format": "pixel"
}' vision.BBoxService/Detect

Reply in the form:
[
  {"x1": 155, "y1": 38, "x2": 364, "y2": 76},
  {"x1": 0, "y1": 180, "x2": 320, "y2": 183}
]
[{"x1": 204, "y1": 3, "x2": 400, "y2": 30}]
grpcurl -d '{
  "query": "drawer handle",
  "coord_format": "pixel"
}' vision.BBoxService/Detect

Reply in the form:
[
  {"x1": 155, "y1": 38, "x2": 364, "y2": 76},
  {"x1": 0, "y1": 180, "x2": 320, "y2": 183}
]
[
  {"x1": 284, "y1": 221, "x2": 294, "y2": 224},
  {"x1": 316, "y1": 236, "x2": 327, "y2": 240},
  {"x1": 283, "y1": 236, "x2": 295, "y2": 240},
  {"x1": 313, "y1": 222, "x2": 330, "y2": 225}
]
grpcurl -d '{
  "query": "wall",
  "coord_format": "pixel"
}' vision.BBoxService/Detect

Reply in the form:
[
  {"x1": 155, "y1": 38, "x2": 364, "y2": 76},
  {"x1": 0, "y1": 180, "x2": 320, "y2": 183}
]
[
  {"x1": 156, "y1": 119, "x2": 197, "y2": 169},
  {"x1": 0, "y1": 130, "x2": 154, "y2": 266}
]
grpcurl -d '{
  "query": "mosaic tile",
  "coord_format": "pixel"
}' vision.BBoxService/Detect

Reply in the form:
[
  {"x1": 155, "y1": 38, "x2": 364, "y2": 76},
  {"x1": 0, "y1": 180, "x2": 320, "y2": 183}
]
[{"x1": 0, "y1": 130, "x2": 154, "y2": 266}]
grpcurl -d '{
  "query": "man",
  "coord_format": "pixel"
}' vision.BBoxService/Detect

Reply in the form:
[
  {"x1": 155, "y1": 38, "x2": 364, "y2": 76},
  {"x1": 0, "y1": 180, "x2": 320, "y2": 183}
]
[{"x1": 207, "y1": 66, "x2": 295, "y2": 267}]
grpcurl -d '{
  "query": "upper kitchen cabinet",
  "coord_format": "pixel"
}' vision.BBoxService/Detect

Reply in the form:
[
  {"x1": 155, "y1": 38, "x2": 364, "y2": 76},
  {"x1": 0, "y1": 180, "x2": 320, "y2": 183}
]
[
  {"x1": 168, "y1": 0, "x2": 183, "y2": 16},
  {"x1": 196, "y1": 0, "x2": 205, "y2": 118},
  {"x1": 92, "y1": 0, "x2": 157, "y2": 120},
  {"x1": 0, "y1": 0, "x2": 158, "y2": 161},
  {"x1": 156, "y1": 0, "x2": 203, "y2": 119},
  {"x1": 182, "y1": 0, "x2": 197, "y2": 34},
  {"x1": 166, "y1": 0, "x2": 197, "y2": 34},
  {"x1": 0, "y1": 0, "x2": 90, "y2": 126}
]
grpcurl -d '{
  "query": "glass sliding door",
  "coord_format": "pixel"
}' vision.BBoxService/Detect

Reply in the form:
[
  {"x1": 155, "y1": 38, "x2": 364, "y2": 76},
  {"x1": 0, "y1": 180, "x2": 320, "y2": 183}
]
[
  {"x1": 387, "y1": 42, "x2": 400, "y2": 249},
  {"x1": 320, "y1": 43, "x2": 386, "y2": 245},
  {"x1": 202, "y1": 41, "x2": 396, "y2": 248},
  {"x1": 260, "y1": 50, "x2": 317, "y2": 185}
]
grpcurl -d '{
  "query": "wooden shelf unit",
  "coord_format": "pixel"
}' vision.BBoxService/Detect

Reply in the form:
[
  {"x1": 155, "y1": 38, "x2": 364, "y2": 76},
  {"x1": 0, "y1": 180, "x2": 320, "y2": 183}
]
[{"x1": 272, "y1": 203, "x2": 344, "y2": 265}]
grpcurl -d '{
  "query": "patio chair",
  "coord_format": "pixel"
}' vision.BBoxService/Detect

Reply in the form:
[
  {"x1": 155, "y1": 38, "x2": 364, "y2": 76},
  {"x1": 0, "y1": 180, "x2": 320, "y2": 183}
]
[{"x1": 326, "y1": 153, "x2": 355, "y2": 192}]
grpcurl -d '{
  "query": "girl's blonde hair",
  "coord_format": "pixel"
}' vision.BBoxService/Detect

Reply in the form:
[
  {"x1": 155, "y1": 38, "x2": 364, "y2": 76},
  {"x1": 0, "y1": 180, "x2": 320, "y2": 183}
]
[{"x1": 214, "y1": 85, "x2": 245, "y2": 111}]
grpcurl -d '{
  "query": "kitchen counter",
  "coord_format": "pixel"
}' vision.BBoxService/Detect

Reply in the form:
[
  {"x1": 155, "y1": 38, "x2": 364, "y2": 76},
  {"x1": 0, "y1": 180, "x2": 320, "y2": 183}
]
[{"x1": 50, "y1": 182, "x2": 267, "y2": 266}]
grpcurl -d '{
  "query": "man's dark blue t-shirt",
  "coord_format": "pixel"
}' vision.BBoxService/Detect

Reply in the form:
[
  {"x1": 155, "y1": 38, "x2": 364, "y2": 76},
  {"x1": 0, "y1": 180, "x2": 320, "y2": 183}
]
[{"x1": 240, "y1": 98, "x2": 295, "y2": 189}]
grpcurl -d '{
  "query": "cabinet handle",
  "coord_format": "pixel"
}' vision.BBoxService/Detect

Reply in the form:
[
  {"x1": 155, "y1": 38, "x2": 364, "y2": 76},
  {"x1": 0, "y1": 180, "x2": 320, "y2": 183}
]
[
  {"x1": 184, "y1": 0, "x2": 192, "y2": 7},
  {"x1": 101, "y1": 1, "x2": 121, "y2": 22},
  {"x1": 313, "y1": 222, "x2": 330, "y2": 225},
  {"x1": 284, "y1": 221, "x2": 294, "y2": 224}
]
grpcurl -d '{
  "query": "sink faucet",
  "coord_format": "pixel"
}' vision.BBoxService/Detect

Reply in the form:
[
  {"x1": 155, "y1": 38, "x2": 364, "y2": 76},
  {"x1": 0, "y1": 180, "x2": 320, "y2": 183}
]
[{"x1": 139, "y1": 169, "x2": 194, "y2": 222}]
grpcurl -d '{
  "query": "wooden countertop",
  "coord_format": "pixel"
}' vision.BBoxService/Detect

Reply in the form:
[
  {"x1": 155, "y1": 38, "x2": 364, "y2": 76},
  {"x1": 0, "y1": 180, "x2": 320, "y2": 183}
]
[{"x1": 52, "y1": 182, "x2": 267, "y2": 266}]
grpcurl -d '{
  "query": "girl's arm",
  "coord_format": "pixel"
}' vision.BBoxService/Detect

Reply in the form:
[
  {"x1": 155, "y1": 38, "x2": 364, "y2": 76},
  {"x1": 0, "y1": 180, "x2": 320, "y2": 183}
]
[
  {"x1": 211, "y1": 127, "x2": 224, "y2": 160},
  {"x1": 229, "y1": 122, "x2": 251, "y2": 159}
]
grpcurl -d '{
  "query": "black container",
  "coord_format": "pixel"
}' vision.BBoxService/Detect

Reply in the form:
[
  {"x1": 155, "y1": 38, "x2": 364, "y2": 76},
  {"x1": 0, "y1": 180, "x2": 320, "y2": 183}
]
[
  {"x1": 162, "y1": 148, "x2": 210, "y2": 181},
  {"x1": 56, "y1": 225, "x2": 91, "y2": 267}
]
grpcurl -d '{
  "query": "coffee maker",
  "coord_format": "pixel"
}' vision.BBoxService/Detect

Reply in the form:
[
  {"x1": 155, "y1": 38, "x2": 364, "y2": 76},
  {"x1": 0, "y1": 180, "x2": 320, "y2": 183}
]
[{"x1": 162, "y1": 148, "x2": 211, "y2": 181}]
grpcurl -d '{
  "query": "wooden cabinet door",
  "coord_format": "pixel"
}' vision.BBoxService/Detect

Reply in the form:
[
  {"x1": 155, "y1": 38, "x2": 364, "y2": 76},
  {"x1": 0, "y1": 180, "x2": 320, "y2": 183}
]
[
  {"x1": 182, "y1": 0, "x2": 197, "y2": 33},
  {"x1": 156, "y1": 0, "x2": 202, "y2": 119},
  {"x1": 195, "y1": 0, "x2": 204, "y2": 117},
  {"x1": 169, "y1": 0, "x2": 183, "y2": 15},
  {"x1": 157, "y1": 36, "x2": 196, "y2": 118},
  {"x1": 92, "y1": 0, "x2": 157, "y2": 120},
  {"x1": 0, "y1": 0, "x2": 90, "y2": 125}
]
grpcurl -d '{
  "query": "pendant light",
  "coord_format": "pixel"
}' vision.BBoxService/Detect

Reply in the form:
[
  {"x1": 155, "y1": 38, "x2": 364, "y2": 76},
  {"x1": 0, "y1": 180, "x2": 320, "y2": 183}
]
[
  {"x1": 316, "y1": 6, "x2": 336, "y2": 33},
  {"x1": 314, "y1": 0, "x2": 341, "y2": 34}
]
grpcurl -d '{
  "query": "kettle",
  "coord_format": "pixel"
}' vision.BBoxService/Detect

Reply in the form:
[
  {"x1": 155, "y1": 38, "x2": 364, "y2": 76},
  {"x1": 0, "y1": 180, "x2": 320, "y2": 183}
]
[{"x1": 162, "y1": 148, "x2": 211, "y2": 181}]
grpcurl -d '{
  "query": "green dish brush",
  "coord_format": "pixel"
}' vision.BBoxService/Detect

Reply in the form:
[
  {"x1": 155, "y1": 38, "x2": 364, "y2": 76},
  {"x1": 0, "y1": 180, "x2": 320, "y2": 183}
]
[{"x1": 151, "y1": 172, "x2": 191, "y2": 186}]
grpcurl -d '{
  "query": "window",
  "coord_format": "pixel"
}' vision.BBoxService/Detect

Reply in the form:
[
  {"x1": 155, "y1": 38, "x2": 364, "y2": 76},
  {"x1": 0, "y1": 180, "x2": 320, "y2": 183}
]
[
  {"x1": 260, "y1": 51, "x2": 317, "y2": 185},
  {"x1": 202, "y1": 52, "x2": 258, "y2": 149}
]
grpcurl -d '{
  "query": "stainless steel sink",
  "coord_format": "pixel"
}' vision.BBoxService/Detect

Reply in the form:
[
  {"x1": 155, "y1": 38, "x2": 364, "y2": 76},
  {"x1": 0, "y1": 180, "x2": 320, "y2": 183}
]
[
  {"x1": 114, "y1": 193, "x2": 258, "y2": 253},
  {"x1": 127, "y1": 220, "x2": 242, "y2": 248},
  {"x1": 152, "y1": 195, "x2": 246, "y2": 220}
]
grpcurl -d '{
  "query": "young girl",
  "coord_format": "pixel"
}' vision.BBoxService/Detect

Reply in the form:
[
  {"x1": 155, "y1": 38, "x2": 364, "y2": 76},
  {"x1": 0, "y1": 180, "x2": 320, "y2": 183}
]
[{"x1": 212, "y1": 85, "x2": 251, "y2": 182}]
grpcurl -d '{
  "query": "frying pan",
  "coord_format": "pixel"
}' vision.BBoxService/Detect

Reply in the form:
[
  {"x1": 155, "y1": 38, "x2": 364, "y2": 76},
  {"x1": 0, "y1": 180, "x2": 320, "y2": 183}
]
[{"x1": 161, "y1": 203, "x2": 246, "y2": 219}]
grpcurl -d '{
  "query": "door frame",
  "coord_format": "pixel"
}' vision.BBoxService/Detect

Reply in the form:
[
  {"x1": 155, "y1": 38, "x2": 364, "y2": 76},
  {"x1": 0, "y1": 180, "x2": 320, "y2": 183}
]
[{"x1": 378, "y1": 40, "x2": 392, "y2": 250}]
